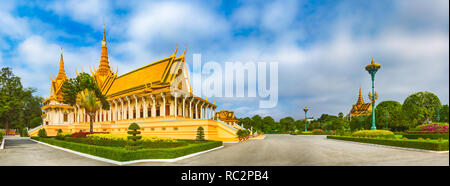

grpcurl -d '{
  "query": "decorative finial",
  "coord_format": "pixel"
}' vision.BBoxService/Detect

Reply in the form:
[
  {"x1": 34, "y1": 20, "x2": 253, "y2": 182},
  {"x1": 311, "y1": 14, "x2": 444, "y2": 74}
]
[{"x1": 172, "y1": 45, "x2": 178, "y2": 57}]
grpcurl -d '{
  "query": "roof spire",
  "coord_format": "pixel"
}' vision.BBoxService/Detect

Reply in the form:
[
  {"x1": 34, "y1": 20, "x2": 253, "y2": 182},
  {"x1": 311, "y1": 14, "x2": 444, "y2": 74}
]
[
  {"x1": 97, "y1": 23, "x2": 112, "y2": 76},
  {"x1": 356, "y1": 87, "x2": 365, "y2": 105},
  {"x1": 56, "y1": 44, "x2": 68, "y2": 80}
]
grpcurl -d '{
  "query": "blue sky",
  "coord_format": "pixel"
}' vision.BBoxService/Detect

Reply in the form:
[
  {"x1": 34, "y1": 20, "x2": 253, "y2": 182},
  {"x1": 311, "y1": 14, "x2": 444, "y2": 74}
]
[{"x1": 0, "y1": 0, "x2": 448, "y2": 121}]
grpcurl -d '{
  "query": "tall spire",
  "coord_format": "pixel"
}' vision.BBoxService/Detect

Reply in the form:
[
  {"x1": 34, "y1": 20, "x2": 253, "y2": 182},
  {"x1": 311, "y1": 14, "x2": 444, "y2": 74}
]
[
  {"x1": 97, "y1": 24, "x2": 112, "y2": 76},
  {"x1": 356, "y1": 87, "x2": 365, "y2": 105},
  {"x1": 56, "y1": 45, "x2": 68, "y2": 80}
]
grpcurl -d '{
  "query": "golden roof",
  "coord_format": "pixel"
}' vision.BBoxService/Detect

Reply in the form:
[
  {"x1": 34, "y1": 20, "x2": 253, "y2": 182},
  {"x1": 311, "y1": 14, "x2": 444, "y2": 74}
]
[
  {"x1": 56, "y1": 46, "x2": 68, "y2": 81},
  {"x1": 349, "y1": 87, "x2": 372, "y2": 117},
  {"x1": 104, "y1": 48, "x2": 187, "y2": 98},
  {"x1": 46, "y1": 46, "x2": 68, "y2": 103}
]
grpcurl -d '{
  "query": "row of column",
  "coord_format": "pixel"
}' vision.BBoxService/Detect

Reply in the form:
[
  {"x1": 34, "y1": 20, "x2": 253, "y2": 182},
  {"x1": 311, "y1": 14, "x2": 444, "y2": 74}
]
[{"x1": 72, "y1": 93, "x2": 216, "y2": 123}]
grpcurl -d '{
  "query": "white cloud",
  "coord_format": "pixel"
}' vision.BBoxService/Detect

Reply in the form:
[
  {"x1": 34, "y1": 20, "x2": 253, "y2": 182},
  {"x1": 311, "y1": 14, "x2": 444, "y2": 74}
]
[
  {"x1": 45, "y1": 0, "x2": 112, "y2": 29},
  {"x1": 0, "y1": 11, "x2": 30, "y2": 39},
  {"x1": 127, "y1": 1, "x2": 229, "y2": 43}
]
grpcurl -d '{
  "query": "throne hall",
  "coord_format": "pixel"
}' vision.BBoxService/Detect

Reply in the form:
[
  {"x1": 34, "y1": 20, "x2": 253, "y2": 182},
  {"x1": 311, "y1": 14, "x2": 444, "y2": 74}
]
[{"x1": 29, "y1": 26, "x2": 240, "y2": 142}]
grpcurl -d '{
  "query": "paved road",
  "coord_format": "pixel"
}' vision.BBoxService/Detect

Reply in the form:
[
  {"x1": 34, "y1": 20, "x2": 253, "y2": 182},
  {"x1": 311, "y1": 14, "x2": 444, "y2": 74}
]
[
  {"x1": 0, "y1": 137, "x2": 112, "y2": 166},
  {"x1": 0, "y1": 135, "x2": 448, "y2": 166}
]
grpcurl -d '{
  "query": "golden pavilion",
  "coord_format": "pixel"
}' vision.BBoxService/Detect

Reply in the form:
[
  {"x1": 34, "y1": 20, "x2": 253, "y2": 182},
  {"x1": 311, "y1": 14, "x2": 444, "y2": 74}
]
[
  {"x1": 214, "y1": 110, "x2": 240, "y2": 128},
  {"x1": 348, "y1": 87, "x2": 373, "y2": 119},
  {"x1": 29, "y1": 26, "x2": 241, "y2": 142}
]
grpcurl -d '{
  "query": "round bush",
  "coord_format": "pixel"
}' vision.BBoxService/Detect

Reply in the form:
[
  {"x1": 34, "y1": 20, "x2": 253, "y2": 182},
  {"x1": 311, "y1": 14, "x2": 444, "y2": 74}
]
[
  {"x1": 352, "y1": 130, "x2": 395, "y2": 138},
  {"x1": 38, "y1": 128, "x2": 47, "y2": 138}
]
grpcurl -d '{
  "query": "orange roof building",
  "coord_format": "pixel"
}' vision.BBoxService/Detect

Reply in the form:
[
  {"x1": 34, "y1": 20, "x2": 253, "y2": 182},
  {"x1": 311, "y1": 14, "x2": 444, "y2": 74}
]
[{"x1": 33, "y1": 26, "x2": 239, "y2": 142}]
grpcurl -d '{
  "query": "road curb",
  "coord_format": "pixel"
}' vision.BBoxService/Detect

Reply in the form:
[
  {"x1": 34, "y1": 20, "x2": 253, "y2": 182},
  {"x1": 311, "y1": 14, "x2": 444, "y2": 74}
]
[
  {"x1": 29, "y1": 139, "x2": 224, "y2": 165},
  {"x1": 327, "y1": 138, "x2": 449, "y2": 153},
  {"x1": 0, "y1": 138, "x2": 5, "y2": 150}
]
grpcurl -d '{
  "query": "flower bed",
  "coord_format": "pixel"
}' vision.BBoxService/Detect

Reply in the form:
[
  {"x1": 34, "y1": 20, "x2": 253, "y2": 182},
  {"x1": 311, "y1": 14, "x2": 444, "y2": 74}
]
[
  {"x1": 87, "y1": 133, "x2": 176, "y2": 142},
  {"x1": 403, "y1": 133, "x2": 449, "y2": 140},
  {"x1": 409, "y1": 123, "x2": 449, "y2": 133},
  {"x1": 327, "y1": 135, "x2": 449, "y2": 151},
  {"x1": 71, "y1": 132, "x2": 109, "y2": 138},
  {"x1": 31, "y1": 136, "x2": 222, "y2": 161},
  {"x1": 352, "y1": 130, "x2": 395, "y2": 138}
]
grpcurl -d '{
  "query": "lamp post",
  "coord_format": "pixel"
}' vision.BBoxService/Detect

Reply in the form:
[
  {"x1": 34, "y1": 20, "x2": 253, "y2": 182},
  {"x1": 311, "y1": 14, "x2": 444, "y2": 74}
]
[
  {"x1": 436, "y1": 105, "x2": 440, "y2": 122},
  {"x1": 365, "y1": 57, "x2": 380, "y2": 130},
  {"x1": 303, "y1": 106, "x2": 308, "y2": 132},
  {"x1": 385, "y1": 111, "x2": 389, "y2": 130}
]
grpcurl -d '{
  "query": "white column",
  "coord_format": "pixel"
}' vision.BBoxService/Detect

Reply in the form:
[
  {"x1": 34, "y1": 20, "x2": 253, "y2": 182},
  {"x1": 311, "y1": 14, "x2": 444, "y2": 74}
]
[
  {"x1": 182, "y1": 95, "x2": 187, "y2": 117},
  {"x1": 195, "y1": 100, "x2": 200, "y2": 119},
  {"x1": 174, "y1": 93, "x2": 178, "y2": 117},
  {"x1": 202, "y1": 102, "x2": 206, "y2": 119},
  {"x1": 112, "y1": 100, "x2": 117, "y2": 121},
  {"x1": 189, "y1": 98, "x2": 194, "y2": 119},
  {"x1": 161, "y1": 93, "x2": 166, "y2": 117},
  {"x1": 142, "y1": 97, "x2": 147, "y2": 118},
  {"x1": 126, "y1": 96, "x2": 131, "y2": 120},
  {"x1": 119, "y1": 98, "x2": 124, "y2": 121},
  {"x1": 108, "y1": 101, "x2": 112, "y2": 122},
  {"x1": 133, "y1": 95, "x2": 139, "y2": 119},
  {"x1": 150, "y1": 95, "x2": 156, "y2": 117}
]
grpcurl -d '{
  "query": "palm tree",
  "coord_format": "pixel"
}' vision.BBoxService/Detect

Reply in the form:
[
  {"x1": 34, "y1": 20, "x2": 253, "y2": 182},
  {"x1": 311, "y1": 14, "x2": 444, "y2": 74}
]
[{"x1": 76, "y1": 89, "x2": 100, "y2": 132}]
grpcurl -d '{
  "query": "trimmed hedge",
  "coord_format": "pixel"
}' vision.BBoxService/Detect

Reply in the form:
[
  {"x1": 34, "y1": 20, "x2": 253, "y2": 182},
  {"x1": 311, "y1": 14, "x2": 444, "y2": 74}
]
[
  {"x1": 63, "y1": 137, "x2": 187, "y2": 148},
  {"x1": 32, "y1": 137, "x2": 222, "y2": 161},
  {"x1": 403, "y1": 133, "x2": 449, "y2": 140},
  {"x1": 327, "y1": 135, "x2": 449, "y2": 151}
]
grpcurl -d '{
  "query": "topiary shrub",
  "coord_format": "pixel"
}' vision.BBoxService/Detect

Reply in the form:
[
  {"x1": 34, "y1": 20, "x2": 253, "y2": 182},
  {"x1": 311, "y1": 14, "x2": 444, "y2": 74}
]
[
  {"x1": 237, "y1": 129, "x2": 250, "y2": 142},
  {"x1": 57, "y1": 129, "x2": 63, "y2": 135},
  {"x1": 38, "y1": 128, "x2": 47, "y2": 138},
  {"x1": 196, "y1": 126, "x2": 205, "y2": 141},
  {"x1": 21, "y1": 128, "x2": 29, "y2": 137},
  {"x1": 126, "y1": 123, "x2": 142, "y2": 150}
]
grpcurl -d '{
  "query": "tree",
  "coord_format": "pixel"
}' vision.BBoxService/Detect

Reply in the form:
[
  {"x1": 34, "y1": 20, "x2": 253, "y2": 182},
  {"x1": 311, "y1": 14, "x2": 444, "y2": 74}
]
[
  {"x1": 76, "y1": 89, "x2": 101, "y2": 132},
  {"x1": 251, "y1": 115, "x2": 262, "y2": 133},
  {"x1": 280, "y1": 117, "x2": 294, "y2": 133},
  {"x1": 338, "y1": 112, "x2": 344, "y2": 118},
  {"x1": 402, "y1": 91, "x2": 441, "y2": 127},
  {"x1": 375, "y1": 100, "x2": 402, "y2": 130},
  {"x1": 439, "y1": 104, "x2": 449, "y2": 123},
  {"x1": 262, "y1": 116, "x2": 275, "y2": 133},
  {"x1": 61, "y1": 72, "x2": 109, "y2": 132},
  {"x1": 29, "y1": 117, "x2": 43, "y2": 128},
  {"x1": 0, "y1": 68, "x2": 25, "y2": 135}
]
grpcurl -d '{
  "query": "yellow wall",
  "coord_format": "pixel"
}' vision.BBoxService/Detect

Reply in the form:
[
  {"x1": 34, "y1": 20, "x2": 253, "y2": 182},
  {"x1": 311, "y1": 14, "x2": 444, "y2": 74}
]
[{"x1": 29, "y1": 119, "x2": 239, "y2": 142}]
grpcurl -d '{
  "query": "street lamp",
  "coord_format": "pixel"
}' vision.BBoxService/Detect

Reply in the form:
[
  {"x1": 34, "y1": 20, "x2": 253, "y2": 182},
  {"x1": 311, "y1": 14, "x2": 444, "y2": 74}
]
[
  {"x1": 303, "y1": 106, "x2": 308, "y2": 132},
  {"x1": 365, "y1": 57, "x2": 381, "y2": 130},
  {"x1": 385, "y1": 111, "x2": 389, "y2": 130},
  {"x1": 436, "y1": 104, "x2": 440, "y2": 122}
]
